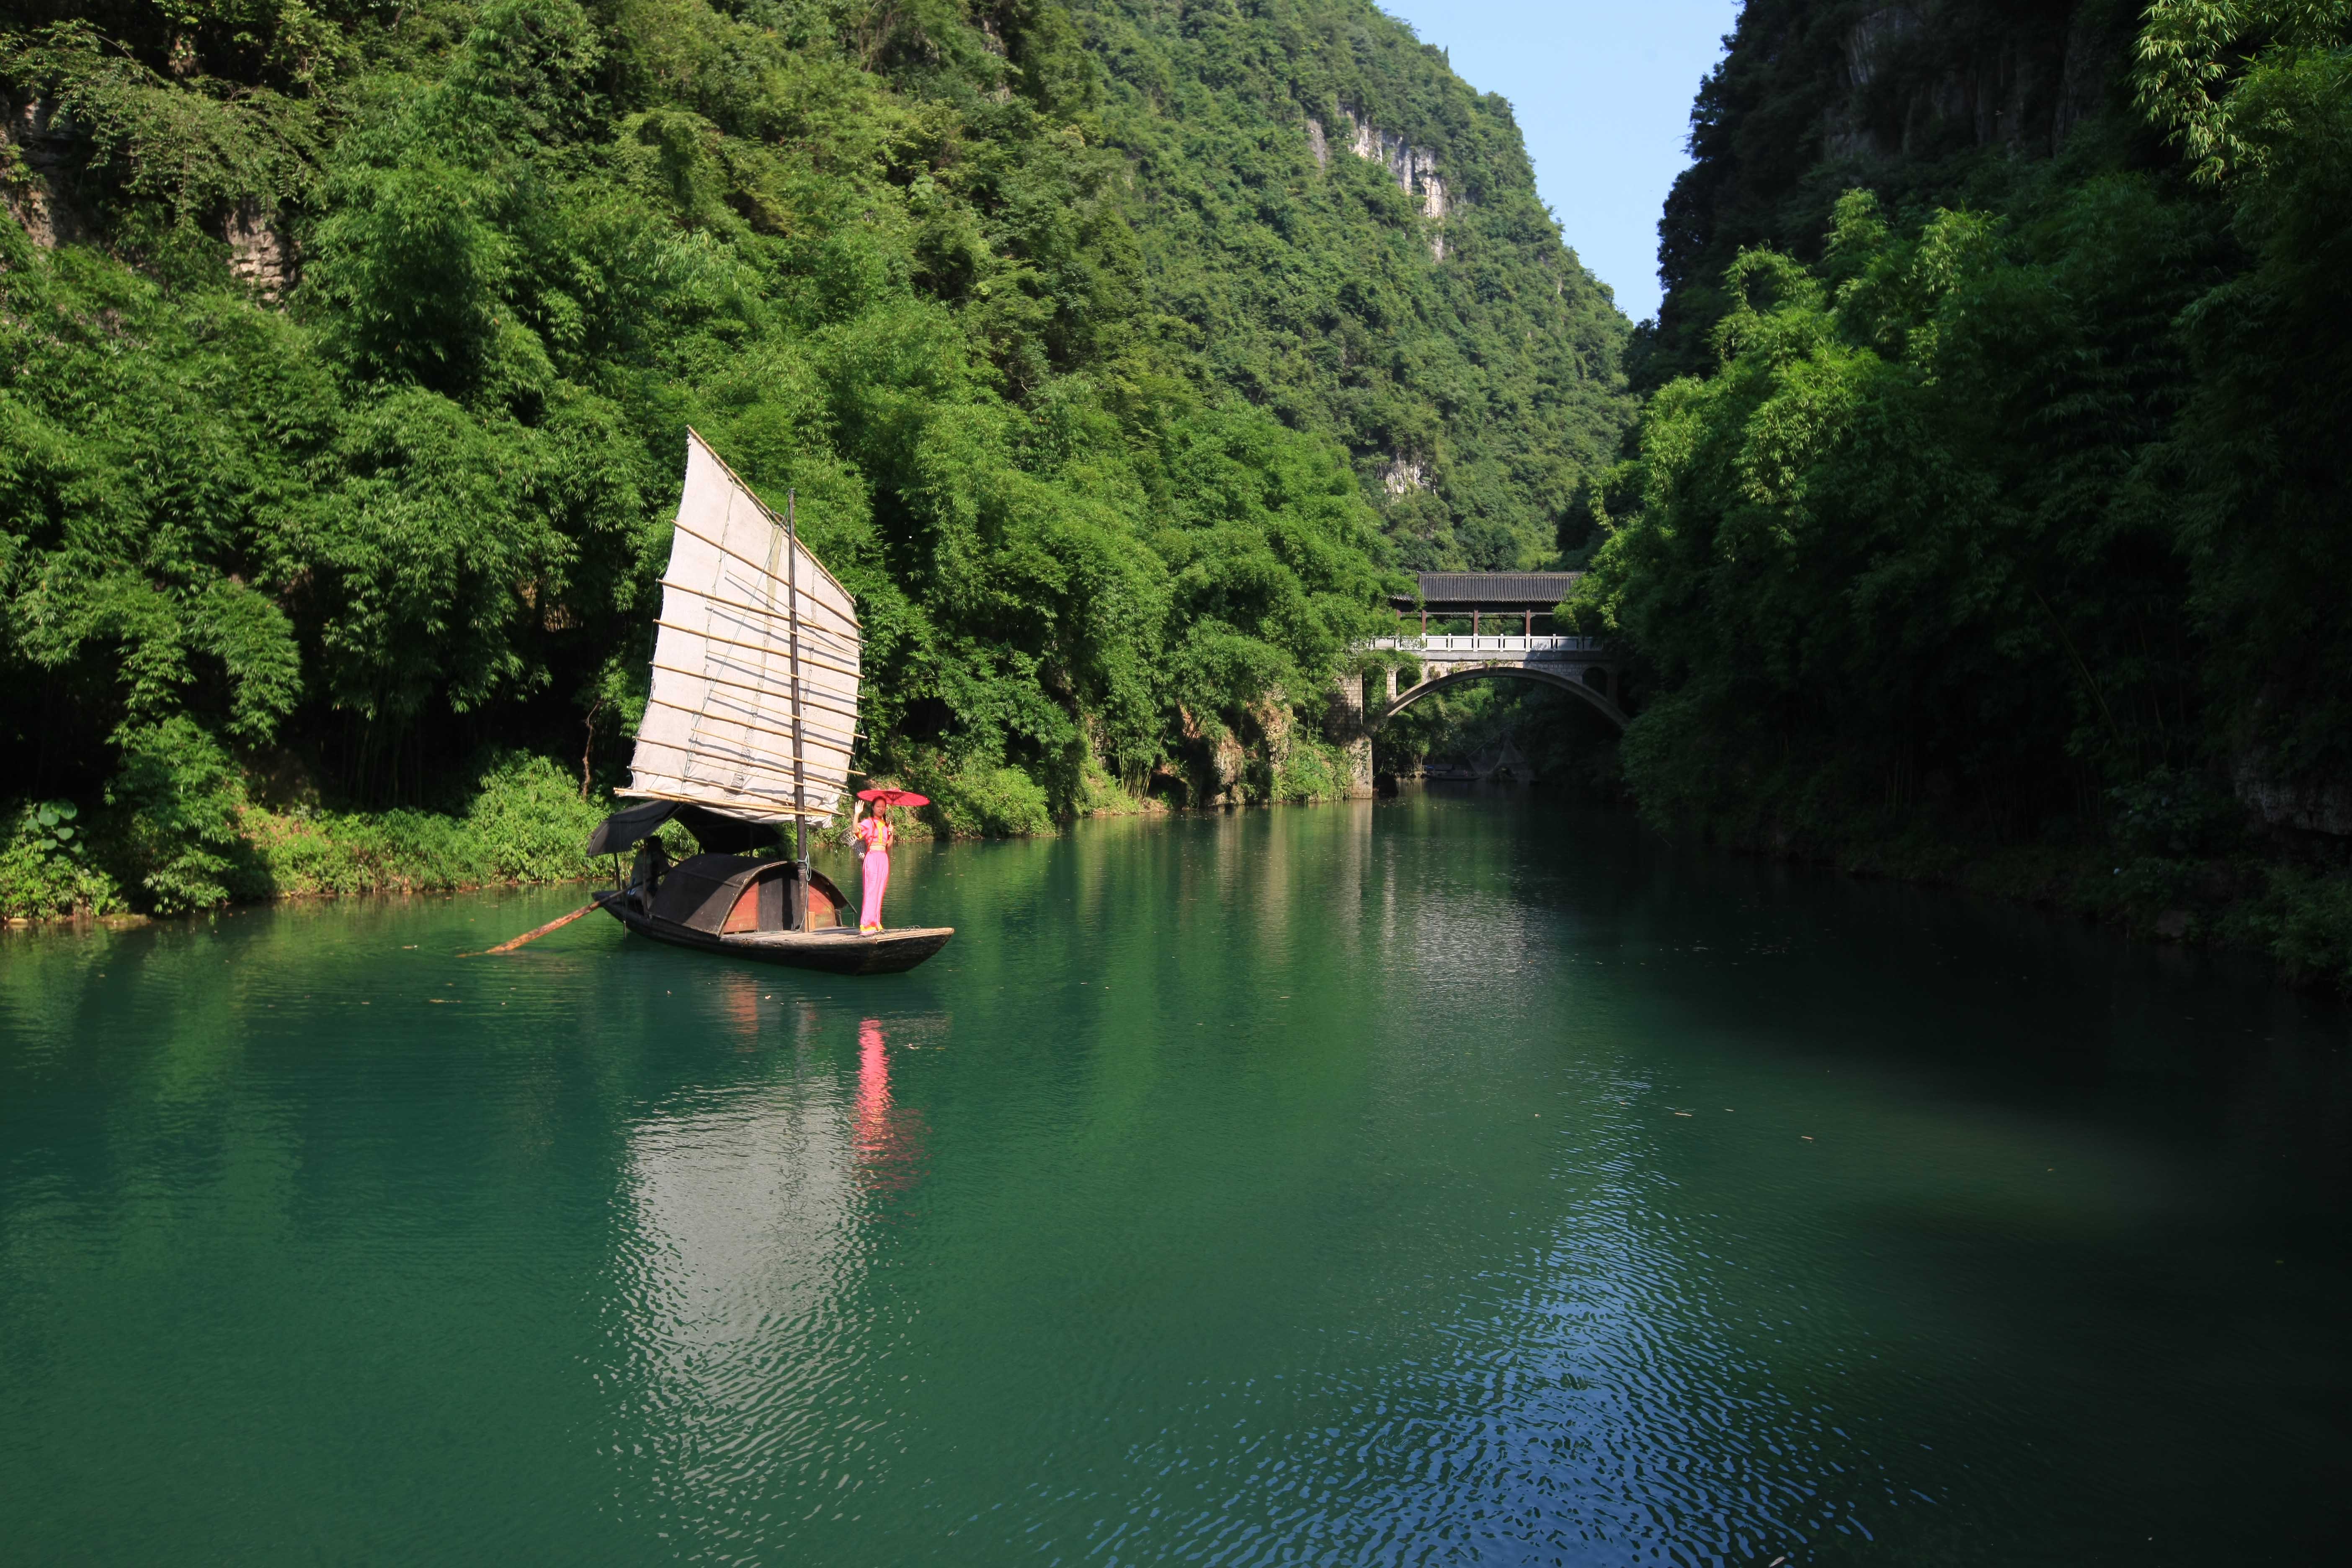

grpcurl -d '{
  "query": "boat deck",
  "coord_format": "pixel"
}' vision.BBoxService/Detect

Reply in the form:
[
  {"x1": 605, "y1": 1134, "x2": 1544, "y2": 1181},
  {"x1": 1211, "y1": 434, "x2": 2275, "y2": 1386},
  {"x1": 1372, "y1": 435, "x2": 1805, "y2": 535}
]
[
  {"x1": 721, "y1": 926, "x2": 956, "y2": 974},
  {"x1": 601, "y1": 895, "x2": 954, "y2": 974}
]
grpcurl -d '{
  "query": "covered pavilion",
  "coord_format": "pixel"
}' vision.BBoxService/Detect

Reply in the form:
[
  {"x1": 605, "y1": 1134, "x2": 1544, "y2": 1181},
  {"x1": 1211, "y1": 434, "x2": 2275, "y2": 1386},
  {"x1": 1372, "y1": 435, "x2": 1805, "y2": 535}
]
[{"x1": 1390, "y1": 572, "x2": 1581, "y2": 636}]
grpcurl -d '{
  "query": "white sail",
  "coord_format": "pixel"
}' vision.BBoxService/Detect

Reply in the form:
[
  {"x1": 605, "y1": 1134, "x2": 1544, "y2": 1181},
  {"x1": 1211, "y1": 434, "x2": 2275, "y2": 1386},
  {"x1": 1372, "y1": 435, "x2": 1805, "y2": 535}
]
[{"x1": 624, "y1": 430, "x2": 859, "y2": 823}]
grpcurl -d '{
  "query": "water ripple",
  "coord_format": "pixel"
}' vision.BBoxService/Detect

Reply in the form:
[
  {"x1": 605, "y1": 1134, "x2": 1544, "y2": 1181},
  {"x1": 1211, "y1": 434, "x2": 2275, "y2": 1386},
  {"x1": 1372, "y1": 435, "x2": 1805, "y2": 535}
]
[{"x1": 1, "y1": 807, "x2": 2346, "y2": 1563}]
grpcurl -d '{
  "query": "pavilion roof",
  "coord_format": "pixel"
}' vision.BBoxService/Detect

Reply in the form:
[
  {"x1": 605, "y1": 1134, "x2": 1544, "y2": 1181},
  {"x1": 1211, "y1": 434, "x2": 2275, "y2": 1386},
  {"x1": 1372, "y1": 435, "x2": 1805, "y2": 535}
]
[{"x1": 1390, "y1": 572, "x2": 1581, "y2": 610}]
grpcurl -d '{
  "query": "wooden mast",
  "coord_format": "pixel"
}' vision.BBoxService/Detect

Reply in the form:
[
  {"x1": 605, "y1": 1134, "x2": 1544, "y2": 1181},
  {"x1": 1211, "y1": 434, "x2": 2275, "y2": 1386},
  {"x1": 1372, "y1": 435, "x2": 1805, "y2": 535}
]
[{"x1": 787, "y1": 488, "x2": 808, "y2": 928}]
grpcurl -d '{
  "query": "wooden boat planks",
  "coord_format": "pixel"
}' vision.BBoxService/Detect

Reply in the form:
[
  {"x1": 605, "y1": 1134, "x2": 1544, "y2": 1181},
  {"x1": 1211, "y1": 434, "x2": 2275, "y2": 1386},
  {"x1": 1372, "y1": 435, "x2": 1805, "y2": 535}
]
[{"x1": 601, "y1": 895, "x2": 953, "y2": 974}]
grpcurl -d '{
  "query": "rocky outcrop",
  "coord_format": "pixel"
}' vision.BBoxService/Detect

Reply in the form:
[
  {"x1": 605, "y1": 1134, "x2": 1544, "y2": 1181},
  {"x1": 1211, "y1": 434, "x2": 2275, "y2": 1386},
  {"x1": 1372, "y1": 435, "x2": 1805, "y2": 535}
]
[
  {"x1": 1380, "y1": 454, "x2": 1428, "y2": 495},
  {"x1": 1341, "y1": 104, "x2": 1448, "y2": 220},
  {"x1": 2236, "y1": 760, "x2": 2352, "y2": 838},
  {"x1": 2, "y1": 95, "x2": 92, "y2": 248},
  {"x1": 1820, "y1": 2, "x2": 2120, "y2": 166},
  {"x1": 1323, "y1": 670, "x2": 1375, "y2": 799},
  {"x1": 4, "y1": 93, "x2": 293, "y2": 295},
  {"x1": 221, "y1": 198, "x2": 292, "y2": 298},
  {"x1": 1324, "y1": 103, "x2": 1449, "y2": 257}
]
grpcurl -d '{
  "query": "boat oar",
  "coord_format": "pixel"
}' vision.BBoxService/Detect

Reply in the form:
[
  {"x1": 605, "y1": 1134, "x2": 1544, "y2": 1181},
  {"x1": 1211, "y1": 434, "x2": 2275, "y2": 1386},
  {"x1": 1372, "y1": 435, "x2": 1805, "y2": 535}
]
[{"x1": 469, "y1": 894, "x2": 611, "y2": 957}]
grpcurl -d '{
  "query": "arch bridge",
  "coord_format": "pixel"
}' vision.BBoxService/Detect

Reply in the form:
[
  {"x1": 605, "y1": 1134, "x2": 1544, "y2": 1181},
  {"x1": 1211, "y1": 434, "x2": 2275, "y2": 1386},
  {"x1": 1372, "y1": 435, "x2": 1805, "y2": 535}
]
[{"x1": 1330, "y1": 573, "x2": 1625, "y2": 795}]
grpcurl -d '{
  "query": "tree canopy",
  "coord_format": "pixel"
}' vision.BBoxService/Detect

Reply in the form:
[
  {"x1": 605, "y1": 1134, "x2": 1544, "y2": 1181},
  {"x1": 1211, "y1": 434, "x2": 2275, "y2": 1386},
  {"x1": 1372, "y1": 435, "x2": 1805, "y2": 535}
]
[{"x1": 1573, "y1": 0, "x2": 2352, "y2": 973}]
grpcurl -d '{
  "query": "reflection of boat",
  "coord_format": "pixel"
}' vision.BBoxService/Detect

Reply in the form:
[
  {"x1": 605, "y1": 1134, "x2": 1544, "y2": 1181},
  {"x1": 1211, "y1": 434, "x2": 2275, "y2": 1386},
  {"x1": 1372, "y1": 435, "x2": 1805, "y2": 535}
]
[{"x1": 588, "y1": 432, "x2": 952, "y2": 975}]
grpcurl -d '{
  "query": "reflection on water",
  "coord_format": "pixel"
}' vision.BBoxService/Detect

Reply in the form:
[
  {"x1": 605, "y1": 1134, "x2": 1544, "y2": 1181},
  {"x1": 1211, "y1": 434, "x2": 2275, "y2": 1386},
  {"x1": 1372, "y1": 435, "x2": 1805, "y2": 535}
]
[
  {"x1": 854, "y1": 1019, "x2": 927, "y2": 1191},
  {"x1": 0, "y1": 792, "x2": 2347, "y2": 1565}
]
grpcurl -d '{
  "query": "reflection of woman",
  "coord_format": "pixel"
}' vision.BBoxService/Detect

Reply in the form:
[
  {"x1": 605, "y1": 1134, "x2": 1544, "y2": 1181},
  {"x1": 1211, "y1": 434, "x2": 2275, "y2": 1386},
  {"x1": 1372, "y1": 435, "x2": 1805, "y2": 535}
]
[
  {"x1": 854, "y1": 802, "x2": 894, "y2": 934},
  {"x1": 854, "y1": 1017, "x2": 927, "y2": 1191}
]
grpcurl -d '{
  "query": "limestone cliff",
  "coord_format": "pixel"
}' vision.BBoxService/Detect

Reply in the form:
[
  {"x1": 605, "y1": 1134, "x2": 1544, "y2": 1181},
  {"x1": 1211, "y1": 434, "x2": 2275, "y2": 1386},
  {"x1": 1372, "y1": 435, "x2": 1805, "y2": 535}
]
[{"x1": 1645, "y1": 0, "x2": 2140, "y2": 381}]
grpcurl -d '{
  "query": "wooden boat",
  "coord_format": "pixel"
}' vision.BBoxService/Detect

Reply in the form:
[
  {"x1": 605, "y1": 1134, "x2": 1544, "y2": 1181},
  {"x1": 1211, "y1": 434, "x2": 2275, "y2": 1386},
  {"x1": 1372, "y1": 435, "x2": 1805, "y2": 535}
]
[
  {"x1": 585, "y1": 432, "x2": 952, "y2": 975},
  {"x1": 598, "y1": 891, "x2": 955, "y2": 974}
]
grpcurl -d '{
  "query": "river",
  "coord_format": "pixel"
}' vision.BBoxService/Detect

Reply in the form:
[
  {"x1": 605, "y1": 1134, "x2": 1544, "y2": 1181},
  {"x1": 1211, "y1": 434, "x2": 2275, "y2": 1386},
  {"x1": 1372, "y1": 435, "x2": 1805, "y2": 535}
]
[{"x1": 2, "y1": 790, "x2": 2345, "y2": 1564}]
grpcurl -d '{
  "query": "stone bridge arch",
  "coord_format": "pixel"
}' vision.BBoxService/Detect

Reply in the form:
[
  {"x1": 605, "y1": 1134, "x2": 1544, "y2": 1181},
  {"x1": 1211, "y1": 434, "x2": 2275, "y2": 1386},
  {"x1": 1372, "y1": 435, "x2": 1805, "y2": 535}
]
[
  {"x1": 1324, "y1": 572, "x2": 1628, "y2": 797},
  {"x1": 1377, "y1": 662, "x2": 1627, "y2": 731},
  {"x1": 1330, "y1": 645, "x2": 1629, "y2": 797}
]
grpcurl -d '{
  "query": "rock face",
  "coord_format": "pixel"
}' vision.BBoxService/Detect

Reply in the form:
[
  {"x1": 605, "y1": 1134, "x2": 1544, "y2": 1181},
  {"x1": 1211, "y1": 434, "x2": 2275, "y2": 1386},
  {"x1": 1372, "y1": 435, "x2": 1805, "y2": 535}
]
[
  {"x1": 1324, "y1": 670, "x2": 1375, "y2": 799},
  {"x1": 1818, "y1": 1, "x2": 2117, "y2": 163},
  {"x1": 4, "y1": 93, "x2": 291, "y2": 295},
  {"x1": 1380, "y1": 454, "x2": 1428, "y2": 496},
  {"x1": 222, "y1": 199, "x2": 293, "y2": 298},
  {"x1": 2, "y1": 95, "x2": 91, "y2": 248},
  {"x1": 1652, "y1": 0, "x2": 2134, "y2": 377},
  {"x1": 1331, "y1": 102, "x2": 1449, "y2": 256},
  {"x1": 2236, "y1": 760, "x2": 2352, "y2": 839}
]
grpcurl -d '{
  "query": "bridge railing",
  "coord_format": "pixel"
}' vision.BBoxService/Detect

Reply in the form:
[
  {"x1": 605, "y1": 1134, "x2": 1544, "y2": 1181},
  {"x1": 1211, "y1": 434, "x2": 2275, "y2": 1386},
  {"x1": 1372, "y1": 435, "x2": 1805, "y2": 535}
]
[{"x1": 1362, "y1": 634, "x2": 1609, "y2": 657}]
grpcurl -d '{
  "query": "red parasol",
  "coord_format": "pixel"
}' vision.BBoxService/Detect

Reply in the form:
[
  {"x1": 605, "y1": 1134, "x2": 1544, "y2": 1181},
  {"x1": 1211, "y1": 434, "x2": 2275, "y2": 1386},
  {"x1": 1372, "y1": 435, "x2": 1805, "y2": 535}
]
[{"x1": 856, "y1": 787, "x2": 930, "y2": 808}]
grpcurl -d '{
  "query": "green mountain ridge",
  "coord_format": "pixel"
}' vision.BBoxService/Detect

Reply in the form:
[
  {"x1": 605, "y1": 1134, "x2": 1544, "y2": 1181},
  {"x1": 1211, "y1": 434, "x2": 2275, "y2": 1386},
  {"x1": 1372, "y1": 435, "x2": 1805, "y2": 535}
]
[{"x1": 1072, "y1": 0, "x2": 1630, "y2": 569}]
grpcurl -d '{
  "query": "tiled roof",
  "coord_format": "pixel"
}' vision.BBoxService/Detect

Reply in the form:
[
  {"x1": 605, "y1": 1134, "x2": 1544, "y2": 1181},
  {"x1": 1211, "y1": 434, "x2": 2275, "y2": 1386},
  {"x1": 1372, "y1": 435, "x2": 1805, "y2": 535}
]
[{"x1": 1390, "y1": 572, "x2": 1581, "y2": 607}]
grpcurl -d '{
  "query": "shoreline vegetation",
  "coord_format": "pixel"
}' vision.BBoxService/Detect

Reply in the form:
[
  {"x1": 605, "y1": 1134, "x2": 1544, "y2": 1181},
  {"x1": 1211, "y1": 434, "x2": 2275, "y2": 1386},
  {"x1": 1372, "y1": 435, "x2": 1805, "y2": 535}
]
[
  {"x1": 1697, "y1": 815, "x2": 2352, "y2": 995},
  {"x1": 13, "y1": 749, "x2": 2347, "y2": 1005},
  {"x1": 0, "y1": 732, "x2": 1369, "y2": 925},
  {"x1": 1374, "y1": 659, "x2": 2352, "y2": 991},
  {"x1": 6, "y1": 696, "x2": 2347, "y2": 995}
]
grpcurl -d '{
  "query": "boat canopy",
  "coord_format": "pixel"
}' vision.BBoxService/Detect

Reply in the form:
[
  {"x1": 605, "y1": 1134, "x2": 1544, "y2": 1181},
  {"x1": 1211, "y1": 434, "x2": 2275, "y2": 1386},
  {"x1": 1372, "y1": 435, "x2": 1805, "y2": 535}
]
[
  {"x1": 587, "y1": 798, "x2": 784, "y2": 858},
  {"x1": 619, "y1": 429, "x2": 860, "y2": 828},
  {"x1": 645, "y1": 854, "x2": 791, "y2": 934}
]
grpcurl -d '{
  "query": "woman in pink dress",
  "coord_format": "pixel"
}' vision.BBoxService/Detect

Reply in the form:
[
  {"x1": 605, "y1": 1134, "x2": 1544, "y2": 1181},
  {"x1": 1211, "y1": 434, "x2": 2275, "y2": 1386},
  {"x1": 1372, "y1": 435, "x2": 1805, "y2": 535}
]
[{"x1": 854, "y1": 801, "x2": 895, "y2": 933}]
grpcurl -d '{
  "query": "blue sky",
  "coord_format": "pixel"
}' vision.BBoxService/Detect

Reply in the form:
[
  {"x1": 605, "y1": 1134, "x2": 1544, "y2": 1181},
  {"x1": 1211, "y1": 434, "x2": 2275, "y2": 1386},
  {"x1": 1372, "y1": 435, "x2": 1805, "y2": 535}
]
[{"x1": 1379, "y1": 0, "x2": 1741, "y2": 322}]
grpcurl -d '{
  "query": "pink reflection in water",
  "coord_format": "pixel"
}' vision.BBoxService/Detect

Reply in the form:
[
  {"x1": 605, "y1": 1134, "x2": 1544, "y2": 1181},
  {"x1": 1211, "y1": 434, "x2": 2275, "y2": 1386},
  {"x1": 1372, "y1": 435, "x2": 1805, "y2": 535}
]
[{"x1": 854, "y1": 1019, "x2": 927, "y2": 1191}]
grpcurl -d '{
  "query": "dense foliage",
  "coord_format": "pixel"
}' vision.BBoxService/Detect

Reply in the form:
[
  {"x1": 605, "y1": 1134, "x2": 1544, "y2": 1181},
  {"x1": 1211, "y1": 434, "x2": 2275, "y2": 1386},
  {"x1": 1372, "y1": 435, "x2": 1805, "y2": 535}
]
[
  {"x1": 1070, "y1": 0, "x2": 1631, "y2": 568},
  {"x1": 1575, "y1": 0, "x2": 2352, "y2": 979},
  {"x1": 0, "y1": 0, "x2": 1628, "y2": 915}
]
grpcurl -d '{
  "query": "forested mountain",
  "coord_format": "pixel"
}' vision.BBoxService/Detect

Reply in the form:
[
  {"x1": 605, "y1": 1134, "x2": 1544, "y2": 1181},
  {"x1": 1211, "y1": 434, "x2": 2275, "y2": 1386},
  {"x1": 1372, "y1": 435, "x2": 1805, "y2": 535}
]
[
  {"x1": 1071, "y1": 0, "x2": 1630, "y2": 570},
  {"x1": 1574, "y1": 0, "x2": 2352, "y2": 980},
  {"x1": 0, "y1": 0, "x2": 1628, "y2": 914}
]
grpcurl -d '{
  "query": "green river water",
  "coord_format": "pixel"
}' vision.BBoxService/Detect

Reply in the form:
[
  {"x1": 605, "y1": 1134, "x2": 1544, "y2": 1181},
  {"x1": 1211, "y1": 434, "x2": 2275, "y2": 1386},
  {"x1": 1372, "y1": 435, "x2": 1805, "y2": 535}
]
[{"x1": 2, "y1": 791, "x2": 2346, "y2": 1565}]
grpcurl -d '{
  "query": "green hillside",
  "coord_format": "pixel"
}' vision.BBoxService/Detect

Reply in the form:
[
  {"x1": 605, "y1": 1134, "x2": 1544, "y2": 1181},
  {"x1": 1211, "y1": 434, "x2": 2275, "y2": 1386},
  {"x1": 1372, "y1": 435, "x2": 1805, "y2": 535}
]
[
  {"x1": 1575, "y1": 0, "x2": 2352, "y2": 981},
  {"x1": 0, "y1": 0, "x2": 1629, "y2": 915},
  {"x1": 1070, "y1": 0, "x2": 1630, "y2": 570}
]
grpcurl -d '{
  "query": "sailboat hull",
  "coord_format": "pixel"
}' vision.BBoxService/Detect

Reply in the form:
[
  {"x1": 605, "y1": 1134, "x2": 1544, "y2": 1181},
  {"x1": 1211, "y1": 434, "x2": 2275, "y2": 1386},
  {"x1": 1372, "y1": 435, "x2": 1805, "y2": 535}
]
[{"x1": 598, "y1": 895, "x2": 953, "y2": 974}]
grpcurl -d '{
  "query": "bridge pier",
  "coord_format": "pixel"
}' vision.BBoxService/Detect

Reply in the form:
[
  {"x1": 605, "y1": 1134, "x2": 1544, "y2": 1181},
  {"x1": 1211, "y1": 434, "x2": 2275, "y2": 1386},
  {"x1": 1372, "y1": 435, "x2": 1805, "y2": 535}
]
[{"x1": 1328, "y1": 669, "x2": 1376, "y2": 799}]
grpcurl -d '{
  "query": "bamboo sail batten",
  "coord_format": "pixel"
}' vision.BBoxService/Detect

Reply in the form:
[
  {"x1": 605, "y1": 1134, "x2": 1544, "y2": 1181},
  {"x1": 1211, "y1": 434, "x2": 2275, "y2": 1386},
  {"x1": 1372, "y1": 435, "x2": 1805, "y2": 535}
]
[
  {"x1": 621, "y1": 430, "x2": 861, "y2": 824},
  {"x1": 643, "y1": 664, "x2": 861, "y2": 732},
  {"x1": 654, "y1": 577, "x2": 862, "y2": 650},
  {"x1": 630, "y1": 731, "x2": 854, "y2": 776},
  {"x1": 648, "y1": 599, "x2": 862, "y2": 681},
  {"x1": 645, "y1": 651, "x2": 859, "y2": 722},
  {"x1": 663, "y1": 520, "x2": 865, "y2": 640},
  {"x1": 652, "y1": 617, "x2": 860, "y2": 671},
  {"x1": 615, "y1": 787, "x2": 839, "y2": 823},
  {"x1": 634, "y1": 699, "x2": 857, "y2": 760},
  {"x1": 627, "y1": 743, "x2": 852, "y2": 794},
  {"x1": 654, "y1": 560, "x2": 856, "y2": 637}
]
